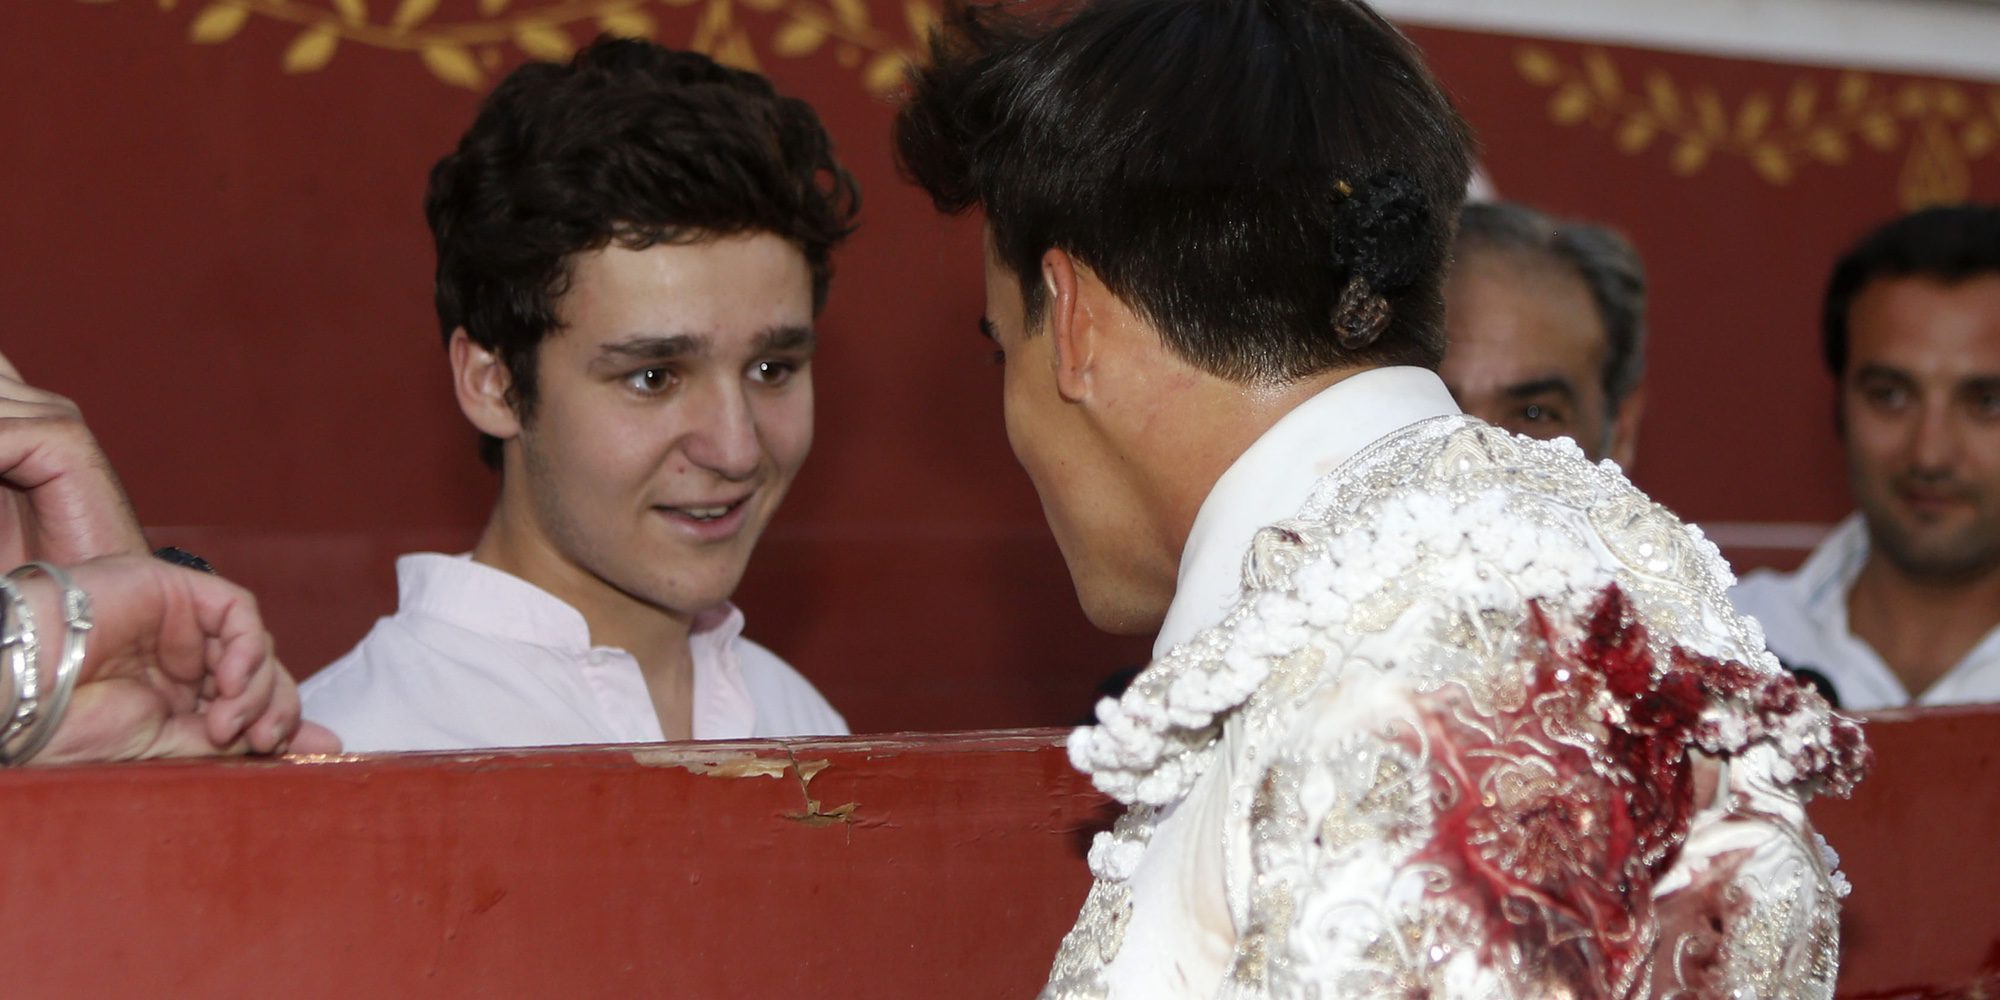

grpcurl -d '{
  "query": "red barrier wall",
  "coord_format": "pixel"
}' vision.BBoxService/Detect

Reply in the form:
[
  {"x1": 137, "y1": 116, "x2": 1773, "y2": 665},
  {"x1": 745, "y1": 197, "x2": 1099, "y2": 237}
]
[
  {"x1": 0, "y1": 708, "x2": 1991, "y2": 997},
  {"x1": 1811, "y1": 707, "x2": 2000, "y2": 997},
  {"x1": 0, "y1": 731, "x2": 1108, "y2": 998},
  {"x1": 6, "y1": 2, "x2": 2000, "y2": 731}
]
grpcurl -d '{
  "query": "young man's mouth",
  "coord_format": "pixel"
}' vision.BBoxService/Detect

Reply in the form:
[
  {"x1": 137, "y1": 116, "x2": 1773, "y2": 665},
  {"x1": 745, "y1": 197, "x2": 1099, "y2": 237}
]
[{"x1": 655, "y1": 495, "x2": 754, "y2": 536}]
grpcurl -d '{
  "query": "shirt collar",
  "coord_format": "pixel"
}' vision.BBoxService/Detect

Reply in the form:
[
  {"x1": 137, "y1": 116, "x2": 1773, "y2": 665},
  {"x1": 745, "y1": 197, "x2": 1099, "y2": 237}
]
[
  {"x1": 1795, "y1": 513, "x2": 1870, "y2": 621},
  {"x1": 1793, "y1": 513, "x2": 2000, "y2": 703},
  {"x1": 396, "y1": 553, "x2": 745, "y2": 657},
  {"x1": 1153, "y1": 366, "x2": 1461, "y2": 657}
]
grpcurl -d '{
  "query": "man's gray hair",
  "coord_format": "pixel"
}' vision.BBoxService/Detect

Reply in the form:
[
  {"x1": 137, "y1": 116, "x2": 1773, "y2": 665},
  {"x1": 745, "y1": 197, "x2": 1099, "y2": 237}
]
[{"x1": 1455, "y1": 201, "x2": 1648, "y2": 406}]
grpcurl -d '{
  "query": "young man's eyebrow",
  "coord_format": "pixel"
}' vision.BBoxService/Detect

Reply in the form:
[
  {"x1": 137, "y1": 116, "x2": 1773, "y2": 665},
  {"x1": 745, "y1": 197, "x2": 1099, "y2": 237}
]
[
  {"x1": 755, "y1": 325, "x2": 818, "y2": 354},
  {"x1": 978, "y1": 317, "x2": 998, "y2": 343},
  {"x1": 1501, "y1": 376, "x2": 1579, "y2": 402},
  {"x1": 595, "y1": 334, "x2": 705, "y2": 363}
]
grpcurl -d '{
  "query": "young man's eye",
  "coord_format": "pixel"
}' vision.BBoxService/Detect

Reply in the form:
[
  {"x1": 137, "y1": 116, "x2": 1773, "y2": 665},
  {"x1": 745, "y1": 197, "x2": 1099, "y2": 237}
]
[
  {"x1": 1521, "y1": 403, "x2": 1562, "y2": 424},
  {"x1": 750, "y1": 360, "x2": 798, "y2": 385},
  {"x1": 624, "y1": 367, "x2": 674, "y2": 393}
]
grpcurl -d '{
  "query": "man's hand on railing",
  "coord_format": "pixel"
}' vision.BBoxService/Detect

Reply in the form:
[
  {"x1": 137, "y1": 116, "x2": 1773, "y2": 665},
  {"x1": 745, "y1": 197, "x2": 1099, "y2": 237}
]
[{"x1": 18, "y1": 555, "x2": 339, "y2": 765}]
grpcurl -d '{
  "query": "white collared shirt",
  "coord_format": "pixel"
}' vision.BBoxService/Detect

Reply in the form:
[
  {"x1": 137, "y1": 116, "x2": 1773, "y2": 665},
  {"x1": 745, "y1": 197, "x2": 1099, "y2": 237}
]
[
  {"x1": 1730, "y1": 513, "x2": 2000, "y2": 710},
  {"x1": 301, "y1": 554, "x2": 846, "y2": 752},
  {"x1": 1153, "y1": 365, "x2": 1463, "y2": 657}
]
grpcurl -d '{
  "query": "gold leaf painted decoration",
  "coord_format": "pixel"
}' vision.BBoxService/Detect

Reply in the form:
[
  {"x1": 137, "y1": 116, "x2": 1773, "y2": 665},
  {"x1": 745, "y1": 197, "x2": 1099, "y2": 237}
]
[
  {"x1": 712, "y1": 26, "x2": 759, "y2": 69},
  {"x1": 901, "y1": 0, "x2": 934, "y2": 44},
  {"x1": 1519, "y1": 45, "x2": 2000, "y2": 209},
  {"x1": 188, "y1": 1, "x2": 248, "y2": 42},
  {"x1": 512, "y1": 21, "x2": 573, "y2": 61},
  {"x1": 1515, "y1": 46, "x2": 1559, "y2": 87},
  {"x1": 283, "y1": 22, "x2": 340, "y2": 70},
  {"x1": 828, "y1": 0, "x2": 865, "y2": 28},
  {"x1": 773, "y1": 17, "x2": 828, "y2": 57},
  {"x1": 862, "y1": 50, "x2": 901, "y2": 94},
  {"x1": 94, "y1": 0, "x2": 936, "y2": 95},
  {"x1": 420, "y1": 41, "x2": 483, "y2": 86},
  {"x1": 391, "y1": 0, "x2": 440, "y2": 29},
  {"x1": 597, "y1": 8, "x2": 657, "y2": 38}
]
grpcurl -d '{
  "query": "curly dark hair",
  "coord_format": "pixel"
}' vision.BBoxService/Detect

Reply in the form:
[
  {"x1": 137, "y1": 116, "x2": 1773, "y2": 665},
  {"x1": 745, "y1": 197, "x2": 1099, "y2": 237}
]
[
  {"x1": 1822, "y1": 204, "x2": 2000, "y2": 376},
  {"x1": 426, "y1": 37, "x2": 861, "y2": 467},
  {"x1": 893, "y1": 0, "x2": 1474, "y2": 381}
]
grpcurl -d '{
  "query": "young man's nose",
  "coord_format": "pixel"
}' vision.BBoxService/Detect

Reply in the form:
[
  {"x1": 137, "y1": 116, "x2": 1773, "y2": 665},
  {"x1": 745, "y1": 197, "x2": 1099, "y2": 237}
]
[{"x1": 681, "y1": 381, "x2": 762, "y2": 480}]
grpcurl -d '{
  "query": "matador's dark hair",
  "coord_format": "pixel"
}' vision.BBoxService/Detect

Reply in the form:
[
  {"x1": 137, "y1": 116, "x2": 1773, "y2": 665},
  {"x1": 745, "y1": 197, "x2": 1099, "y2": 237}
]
[
  {"x1": 426, "y1": 36, "x2": 861, "y2": 467},
  {"x1": 894, "y1": 0, "x2": 1475, "y2": 381}
]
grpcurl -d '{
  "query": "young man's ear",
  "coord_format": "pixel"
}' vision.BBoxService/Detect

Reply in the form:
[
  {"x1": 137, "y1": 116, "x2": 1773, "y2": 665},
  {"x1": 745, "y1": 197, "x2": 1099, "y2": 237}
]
[
  {"x1": 1041, "y1": 247, "x2": 1096, "y2": 402},
  {"x1": 448, "y1": 329, "x2": 523, "y2": 442}
]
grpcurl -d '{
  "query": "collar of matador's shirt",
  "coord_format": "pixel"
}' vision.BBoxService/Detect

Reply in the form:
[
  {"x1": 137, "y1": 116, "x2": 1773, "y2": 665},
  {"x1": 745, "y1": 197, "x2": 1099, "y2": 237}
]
[
  {"x1": 1152, "y1": 366, "x2": 1461, "y2": 658},
  {"x1": 1069, "y1": 367, "x2": 1461, "y2": 806}
]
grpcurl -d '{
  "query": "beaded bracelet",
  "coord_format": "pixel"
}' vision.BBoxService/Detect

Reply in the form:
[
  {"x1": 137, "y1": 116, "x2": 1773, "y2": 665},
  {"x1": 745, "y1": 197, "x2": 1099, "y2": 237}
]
[{"x1": 0, "y1": 563, "x2": 92, "y2": 766}]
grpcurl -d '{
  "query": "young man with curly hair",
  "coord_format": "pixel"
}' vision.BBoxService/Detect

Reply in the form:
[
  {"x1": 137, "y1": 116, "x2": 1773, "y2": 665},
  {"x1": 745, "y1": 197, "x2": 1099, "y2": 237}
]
[{"x1": 304, "y1": 39, "x2": 854, "y2": 750}]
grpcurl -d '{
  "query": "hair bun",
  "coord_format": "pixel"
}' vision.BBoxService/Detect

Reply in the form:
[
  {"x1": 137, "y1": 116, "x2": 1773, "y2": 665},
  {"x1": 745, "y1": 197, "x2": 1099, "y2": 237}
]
[
  {"x1": 1333, "y1": 273, "x2": 1391, "y2": 349},
  {"x1": 1332, "y1": 169, "x2": 1430, "y2": 292},
  {"x1": 1328, "y1": 169, "x2": 1430, "y2": 349}
]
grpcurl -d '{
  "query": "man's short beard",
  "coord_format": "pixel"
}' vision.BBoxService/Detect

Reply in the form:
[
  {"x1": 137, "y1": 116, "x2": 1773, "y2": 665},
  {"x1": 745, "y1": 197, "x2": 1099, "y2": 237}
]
[{"x1": 1866, "y1": 505, "x2": 2000, "y2": 583}]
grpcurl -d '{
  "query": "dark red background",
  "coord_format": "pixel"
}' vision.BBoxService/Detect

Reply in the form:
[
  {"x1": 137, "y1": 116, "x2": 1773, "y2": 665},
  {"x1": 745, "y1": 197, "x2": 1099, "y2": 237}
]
[{"x1": 5, "y1": 0, "x2": 1998, "y2": 731}]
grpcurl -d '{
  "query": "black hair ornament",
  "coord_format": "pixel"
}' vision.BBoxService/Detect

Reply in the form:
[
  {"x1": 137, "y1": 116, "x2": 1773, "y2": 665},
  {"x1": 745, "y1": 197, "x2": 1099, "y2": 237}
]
[{"x1": 1330, "y1": 170, "x2": 1430, "y2": 351}]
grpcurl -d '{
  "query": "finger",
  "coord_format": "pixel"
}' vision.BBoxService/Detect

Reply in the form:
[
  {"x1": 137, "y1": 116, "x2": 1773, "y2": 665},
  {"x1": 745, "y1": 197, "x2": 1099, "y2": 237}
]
[
  {"x1": 187, "y1": 575, "x2": 270, "y2": 698},
  {"x1": 0, "y1": 404, "x2": 98, "y2": 488},
  {"x1": 0, "y1": 348, "x2": 21, "y2": 382},
  {"x1": 0, "y1": 391, "x2": 76, "y2": 418},
  {"x1": 235, "y1": 664, "x2": 296, "y2": 753},
  {"x1": 205, "y1": 651, "x2": 281, "y2": 748},
  {"x1": 288, "y1": 720, "x2": 343, "y2": 755}
]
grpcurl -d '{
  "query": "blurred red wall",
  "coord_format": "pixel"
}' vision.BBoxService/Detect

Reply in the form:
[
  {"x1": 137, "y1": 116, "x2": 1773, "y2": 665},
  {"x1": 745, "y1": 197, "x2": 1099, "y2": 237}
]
[{"x1": 4, "y1": 1, "x2": 1997, "y2": 732}]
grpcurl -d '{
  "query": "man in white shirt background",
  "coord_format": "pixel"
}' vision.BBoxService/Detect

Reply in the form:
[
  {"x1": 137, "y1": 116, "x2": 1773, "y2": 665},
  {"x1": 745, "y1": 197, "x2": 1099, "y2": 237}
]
[
  {"x1": 304, "y1": 39, "x2": 854, "y2": 750},
  {"x1": 1733, "y1": 204, "x2": 2000, "y2": 710},
  {"x1": 1439, "y1": 200, "x2": 1649, "y2": 468}
]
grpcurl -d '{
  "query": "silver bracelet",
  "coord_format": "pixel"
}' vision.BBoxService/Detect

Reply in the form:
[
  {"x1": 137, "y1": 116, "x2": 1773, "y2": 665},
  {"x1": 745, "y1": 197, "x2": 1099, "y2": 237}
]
[
  {"x1": 0, "y1": 576, "x2": 33, "y2": 752},
  {"x1": 0, "y1": 563, "x2": 92, "y2": 765}
]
